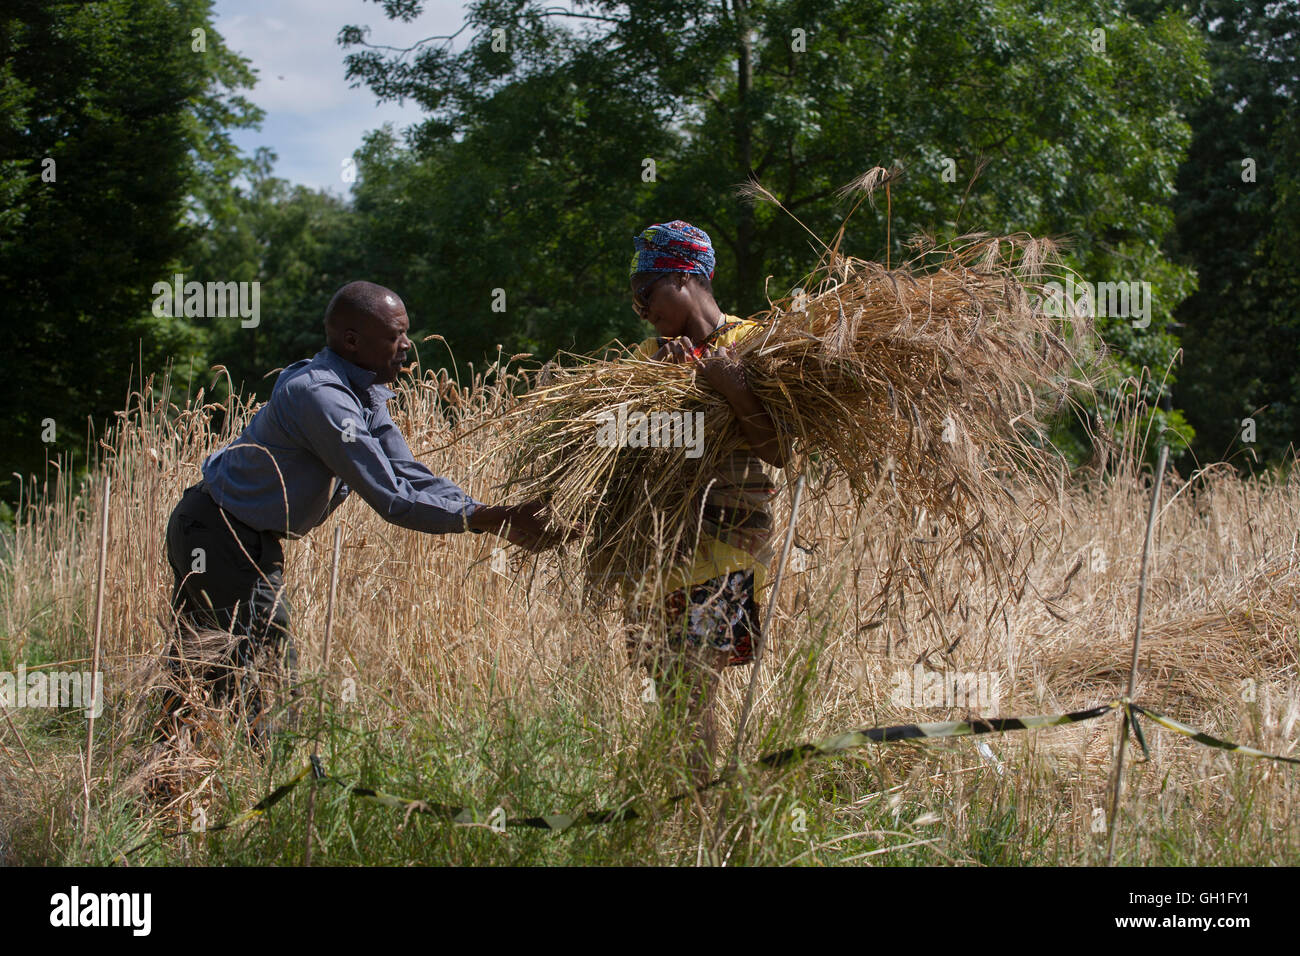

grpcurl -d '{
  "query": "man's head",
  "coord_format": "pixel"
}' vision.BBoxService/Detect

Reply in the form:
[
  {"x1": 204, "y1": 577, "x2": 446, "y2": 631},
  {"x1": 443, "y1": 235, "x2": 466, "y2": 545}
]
[
  {"x1": 629, "y1": 220, "x2": 718, "y2": 339},
  {"x1": 324, "y1": 281, "x2": 411, "y2": 384}
]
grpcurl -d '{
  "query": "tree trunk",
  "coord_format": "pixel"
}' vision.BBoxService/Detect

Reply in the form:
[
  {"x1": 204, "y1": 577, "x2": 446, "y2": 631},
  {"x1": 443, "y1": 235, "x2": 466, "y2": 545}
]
[{"x1": 733, "y1": 0, "x2": 759, "y2": 311}]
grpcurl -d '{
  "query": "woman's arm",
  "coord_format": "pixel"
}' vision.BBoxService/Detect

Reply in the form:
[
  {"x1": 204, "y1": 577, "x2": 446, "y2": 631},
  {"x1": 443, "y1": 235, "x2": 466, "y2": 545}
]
[
  {"x1": 654, "y1": 337, "x2": 787, "y2": 468},
  {"x1": 698, "y1": 346, "x2": 788, "y2": 468}
]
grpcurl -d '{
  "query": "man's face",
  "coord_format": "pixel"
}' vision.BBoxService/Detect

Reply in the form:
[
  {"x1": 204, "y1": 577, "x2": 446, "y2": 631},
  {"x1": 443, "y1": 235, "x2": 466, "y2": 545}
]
[
  {"x1": 631, "y1": 272, "x2": 691, "y2": 339},
  {"x1": 346, "y1": 297, "x2": 411, "y2": 384}
]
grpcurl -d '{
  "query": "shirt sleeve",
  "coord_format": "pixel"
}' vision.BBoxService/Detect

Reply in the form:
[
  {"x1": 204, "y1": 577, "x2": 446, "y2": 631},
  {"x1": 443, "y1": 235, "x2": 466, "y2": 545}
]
[
  {"x1": 292, "y1": 382, "x2": 481, "y2": 534},
  {"x1": 369, "y1": 403, "x2": 476, "y2": 496}
]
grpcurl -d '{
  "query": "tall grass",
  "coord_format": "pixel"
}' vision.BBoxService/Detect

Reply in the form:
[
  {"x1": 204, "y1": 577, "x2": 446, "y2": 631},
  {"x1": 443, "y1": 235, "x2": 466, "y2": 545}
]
[{"x1": 0, "y1": 360, "x2": 1296, "y2": 866}]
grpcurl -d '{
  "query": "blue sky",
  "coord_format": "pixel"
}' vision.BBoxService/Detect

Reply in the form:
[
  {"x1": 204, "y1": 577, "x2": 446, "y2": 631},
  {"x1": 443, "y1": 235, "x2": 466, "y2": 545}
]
[{"x1": 213, "y1": 0, "x2": 470, "y2": 195}]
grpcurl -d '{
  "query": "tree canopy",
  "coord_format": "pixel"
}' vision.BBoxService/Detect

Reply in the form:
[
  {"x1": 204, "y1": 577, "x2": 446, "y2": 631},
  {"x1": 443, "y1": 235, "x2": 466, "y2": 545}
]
[
  {"x1": 340, "y1": 0, "x2": 1208, "y2": 458},
  {"x1": 0, "y1": 0, "x2": 261, "y2": 500},
  {"x1": 1170, "y1": 0, "x2": 1300, "y2": 466},
  {"x1": 4, "y1": 0, "x2": 1297, "y2": 512}
]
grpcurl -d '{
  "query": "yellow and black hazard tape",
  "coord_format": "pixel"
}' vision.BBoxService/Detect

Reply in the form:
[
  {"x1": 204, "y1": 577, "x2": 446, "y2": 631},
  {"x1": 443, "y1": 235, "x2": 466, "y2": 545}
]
[
  {"x1": 1128, "y1": 702, "x2": 1300, "y2": 765},
  {"x1": 116, "y1": 755, "x2": 673, "y2": 859},
  {"x1": 116, "y1": 698, "x2": 1297, "y2": 858},
  {"x1": 119, "y1": 763, "x2": 317, "y2": 852},
  {"x1": 756, "y1": 703, "x2": 1120, "y2": 768}
]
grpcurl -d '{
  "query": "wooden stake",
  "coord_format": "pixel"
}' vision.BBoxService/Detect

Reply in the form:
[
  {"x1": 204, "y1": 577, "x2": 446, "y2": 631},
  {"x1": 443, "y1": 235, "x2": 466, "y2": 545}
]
[
  {"x1": 4, "y1": 710, "x2": 38, "y2": 776},
  {"x1": 711, "y1": 474, "x2": 806, "y2": 860},
  {"x1": 82, "y1": 474, "x2": 110, "y2": 850},
  {"x1": 732, "y1": 473, "x2": 806, "y2": 764},
  {"x1": 304, "y1": 524, "x2": 343, "y2": 866},
  {"x1": 1106, "y1": 444, "x2": 1168, "y2": 865}
]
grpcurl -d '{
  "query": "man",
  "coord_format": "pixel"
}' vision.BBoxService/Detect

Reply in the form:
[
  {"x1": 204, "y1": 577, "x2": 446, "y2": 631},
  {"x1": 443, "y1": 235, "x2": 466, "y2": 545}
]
[
  {"x1": 163, "y1": 280, "x2": 552, "y2": 740},
  {"x1": 623, "y1": 220, "x2": 789, "y2": 781}
]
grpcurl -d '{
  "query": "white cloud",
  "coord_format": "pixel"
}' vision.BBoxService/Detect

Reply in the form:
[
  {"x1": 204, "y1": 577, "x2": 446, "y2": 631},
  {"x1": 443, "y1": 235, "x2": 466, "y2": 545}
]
[{"x1": 213, "y1": 0, "x2": 471, "y2": 193}]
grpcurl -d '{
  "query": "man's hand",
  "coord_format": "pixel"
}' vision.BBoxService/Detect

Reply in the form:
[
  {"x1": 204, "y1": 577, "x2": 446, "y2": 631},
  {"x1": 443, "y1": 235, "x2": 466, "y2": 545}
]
[{"x1": 468, "y1": 501, "x2": 580, "y2": 551}]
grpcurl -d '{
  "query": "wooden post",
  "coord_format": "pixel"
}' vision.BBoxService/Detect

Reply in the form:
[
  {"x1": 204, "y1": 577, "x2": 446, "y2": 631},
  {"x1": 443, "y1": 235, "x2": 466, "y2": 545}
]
[
  {"x1": 710, "y1": 474, "x2": 806, "y2": 859},
  {"x1": 732, "y1": 474, "x2": 806, "y2": 764},
  {"x1": 304, "y1": 524, "x2": 343, "y2": 866},
  {"x1": 82, "y1": 474, "x2": 111, "y2": 850},
  {"x1": 1106, "y1": 444, "x2": 1168, "y2": 865}
]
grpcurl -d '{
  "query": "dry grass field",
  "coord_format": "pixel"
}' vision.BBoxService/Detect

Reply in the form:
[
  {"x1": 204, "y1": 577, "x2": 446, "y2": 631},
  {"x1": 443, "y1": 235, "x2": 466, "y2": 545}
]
[{"x1": 0, "y1": 361, "x2": 1296, "y2": 866}]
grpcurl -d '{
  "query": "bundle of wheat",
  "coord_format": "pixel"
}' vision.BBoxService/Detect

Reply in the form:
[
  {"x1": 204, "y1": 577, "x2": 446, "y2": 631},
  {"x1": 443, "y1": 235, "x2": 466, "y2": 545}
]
[{"x1": 499, "y1": 232, "x2": 1099, "y2": 611}]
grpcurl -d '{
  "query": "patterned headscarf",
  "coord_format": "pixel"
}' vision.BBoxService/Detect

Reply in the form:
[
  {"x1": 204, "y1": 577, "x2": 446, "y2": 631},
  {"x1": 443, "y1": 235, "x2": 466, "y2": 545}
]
[{"x1": 629, "y1": 220, "x2": 715, "y2": 279}]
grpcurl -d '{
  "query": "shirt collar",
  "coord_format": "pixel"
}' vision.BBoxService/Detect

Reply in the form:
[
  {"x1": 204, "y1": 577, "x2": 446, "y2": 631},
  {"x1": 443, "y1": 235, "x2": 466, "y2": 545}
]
[{"x1": 320, "y1": 347, "x2": 396, "y2": 407}]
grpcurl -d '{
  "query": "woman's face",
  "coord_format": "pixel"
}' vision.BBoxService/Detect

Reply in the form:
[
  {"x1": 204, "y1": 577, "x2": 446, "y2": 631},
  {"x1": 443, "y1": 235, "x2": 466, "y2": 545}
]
[{"x1": 631, "y1": 272, "x2": 692, "y2": 339}]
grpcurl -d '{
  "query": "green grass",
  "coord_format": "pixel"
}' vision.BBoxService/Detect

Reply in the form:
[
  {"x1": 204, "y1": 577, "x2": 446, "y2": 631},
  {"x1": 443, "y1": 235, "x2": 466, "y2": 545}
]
[{"x1": 6, "y1": 661, "x2": 1295, "y2": 867}]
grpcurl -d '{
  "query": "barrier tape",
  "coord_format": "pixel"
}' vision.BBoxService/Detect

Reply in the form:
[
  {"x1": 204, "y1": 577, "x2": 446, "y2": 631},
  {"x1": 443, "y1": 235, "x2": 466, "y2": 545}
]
[
  {"x1": 1129, "y1": 703, "x2": 1300, "y2": 765},
  {"x1": 116, "y1": 698, "x2": 1297, "y2": 859},
  {"x1": 756, "y1": 703, "x2": 1120, "y2": 769},
  {"x1": 120, "y1": 764, "x2": 317, "y2": 850}
]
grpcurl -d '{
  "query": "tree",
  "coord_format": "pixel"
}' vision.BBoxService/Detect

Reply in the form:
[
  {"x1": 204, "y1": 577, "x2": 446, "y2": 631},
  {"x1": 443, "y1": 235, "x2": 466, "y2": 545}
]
[
  {"x1": 1169, "y1": 0, "x2": 1300, "y2": 467},
  {"x1": 187, "y1": 147, "x2": 364, "y2": 402},
  {"x1": 0, "y1": 0, "x2": 261, "y2": 499},
  {"x1": 342, "y1": 0, "x2": 1207, "y2": 460}
]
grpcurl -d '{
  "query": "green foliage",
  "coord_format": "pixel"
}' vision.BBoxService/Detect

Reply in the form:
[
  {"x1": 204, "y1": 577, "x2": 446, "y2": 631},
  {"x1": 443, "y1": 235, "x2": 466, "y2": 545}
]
[
  {"x1": 0, "y1": 0, "x2": 261, "y2": 498},
  {"x1": 339, "y1": 0, "x2": 1208, "y2": 463},
  {"x1": 8, "y1": 0, "x2": 1292, "y2": 507},
  {"x1": 185, "y1": 147, "x2": 365, "y2": 402},
  {"x1": 1171, "y1": 0, "x2": 1300, "y2": 467}
]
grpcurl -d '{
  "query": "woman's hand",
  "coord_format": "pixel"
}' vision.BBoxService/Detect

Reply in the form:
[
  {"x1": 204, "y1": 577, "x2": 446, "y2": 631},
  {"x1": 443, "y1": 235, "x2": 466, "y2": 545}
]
[
  {"x1": 693, "y1": 346, "x2": 789, "y2": 469},
  {"x1": 651, "y1": 336, "x2": 697, "y2": 364},
  {"x1": 653, "y1": 339, "x2": 748, "y2": 401},
  {"x1": 650, "y1": 337, "x2": 786, "y2": 467},
  {"x1": 695, "y1": 344, "x2": 747, "y2": 399}
]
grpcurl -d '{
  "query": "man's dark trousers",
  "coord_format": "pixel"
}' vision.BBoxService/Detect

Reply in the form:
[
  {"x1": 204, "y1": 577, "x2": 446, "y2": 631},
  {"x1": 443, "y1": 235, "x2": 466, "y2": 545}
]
[{"x1": 164, "y1": 480, "x2": 297, "y2": 731}]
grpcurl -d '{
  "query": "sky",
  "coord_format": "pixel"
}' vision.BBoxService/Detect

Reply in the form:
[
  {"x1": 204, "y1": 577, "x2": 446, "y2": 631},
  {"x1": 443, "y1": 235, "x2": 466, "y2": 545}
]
[{"x1": 212, "y1": 0, "x2": 471, "y2": 195}]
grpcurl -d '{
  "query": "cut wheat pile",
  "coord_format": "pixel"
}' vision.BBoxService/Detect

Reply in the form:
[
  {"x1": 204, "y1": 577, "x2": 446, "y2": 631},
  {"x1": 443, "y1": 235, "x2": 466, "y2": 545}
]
[{"x1": 500, "y1": 233, "x2": 1100, "y2": 609}]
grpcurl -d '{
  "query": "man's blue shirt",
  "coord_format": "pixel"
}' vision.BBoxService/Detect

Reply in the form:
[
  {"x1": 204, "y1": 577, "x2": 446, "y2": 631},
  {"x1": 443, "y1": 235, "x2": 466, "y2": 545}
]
[{"x1": 201, "y1": 347, "x2": 481, "y2": 537}]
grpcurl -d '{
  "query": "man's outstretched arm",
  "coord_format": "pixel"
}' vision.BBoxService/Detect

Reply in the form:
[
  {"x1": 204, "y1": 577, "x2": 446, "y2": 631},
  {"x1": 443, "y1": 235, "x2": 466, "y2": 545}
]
[
  {"x1": 293, "y1": 381, "x2": 558, "y2": 546},
  {"x1": 369, "y1": 399, "x2": 562, "y2": 548}
]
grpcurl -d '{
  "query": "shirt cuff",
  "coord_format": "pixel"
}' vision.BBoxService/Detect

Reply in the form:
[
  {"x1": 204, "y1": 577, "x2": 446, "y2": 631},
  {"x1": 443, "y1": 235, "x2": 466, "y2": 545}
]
[{"x1": 462, "y1": 498, "x2": 485, "y2": 533}]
